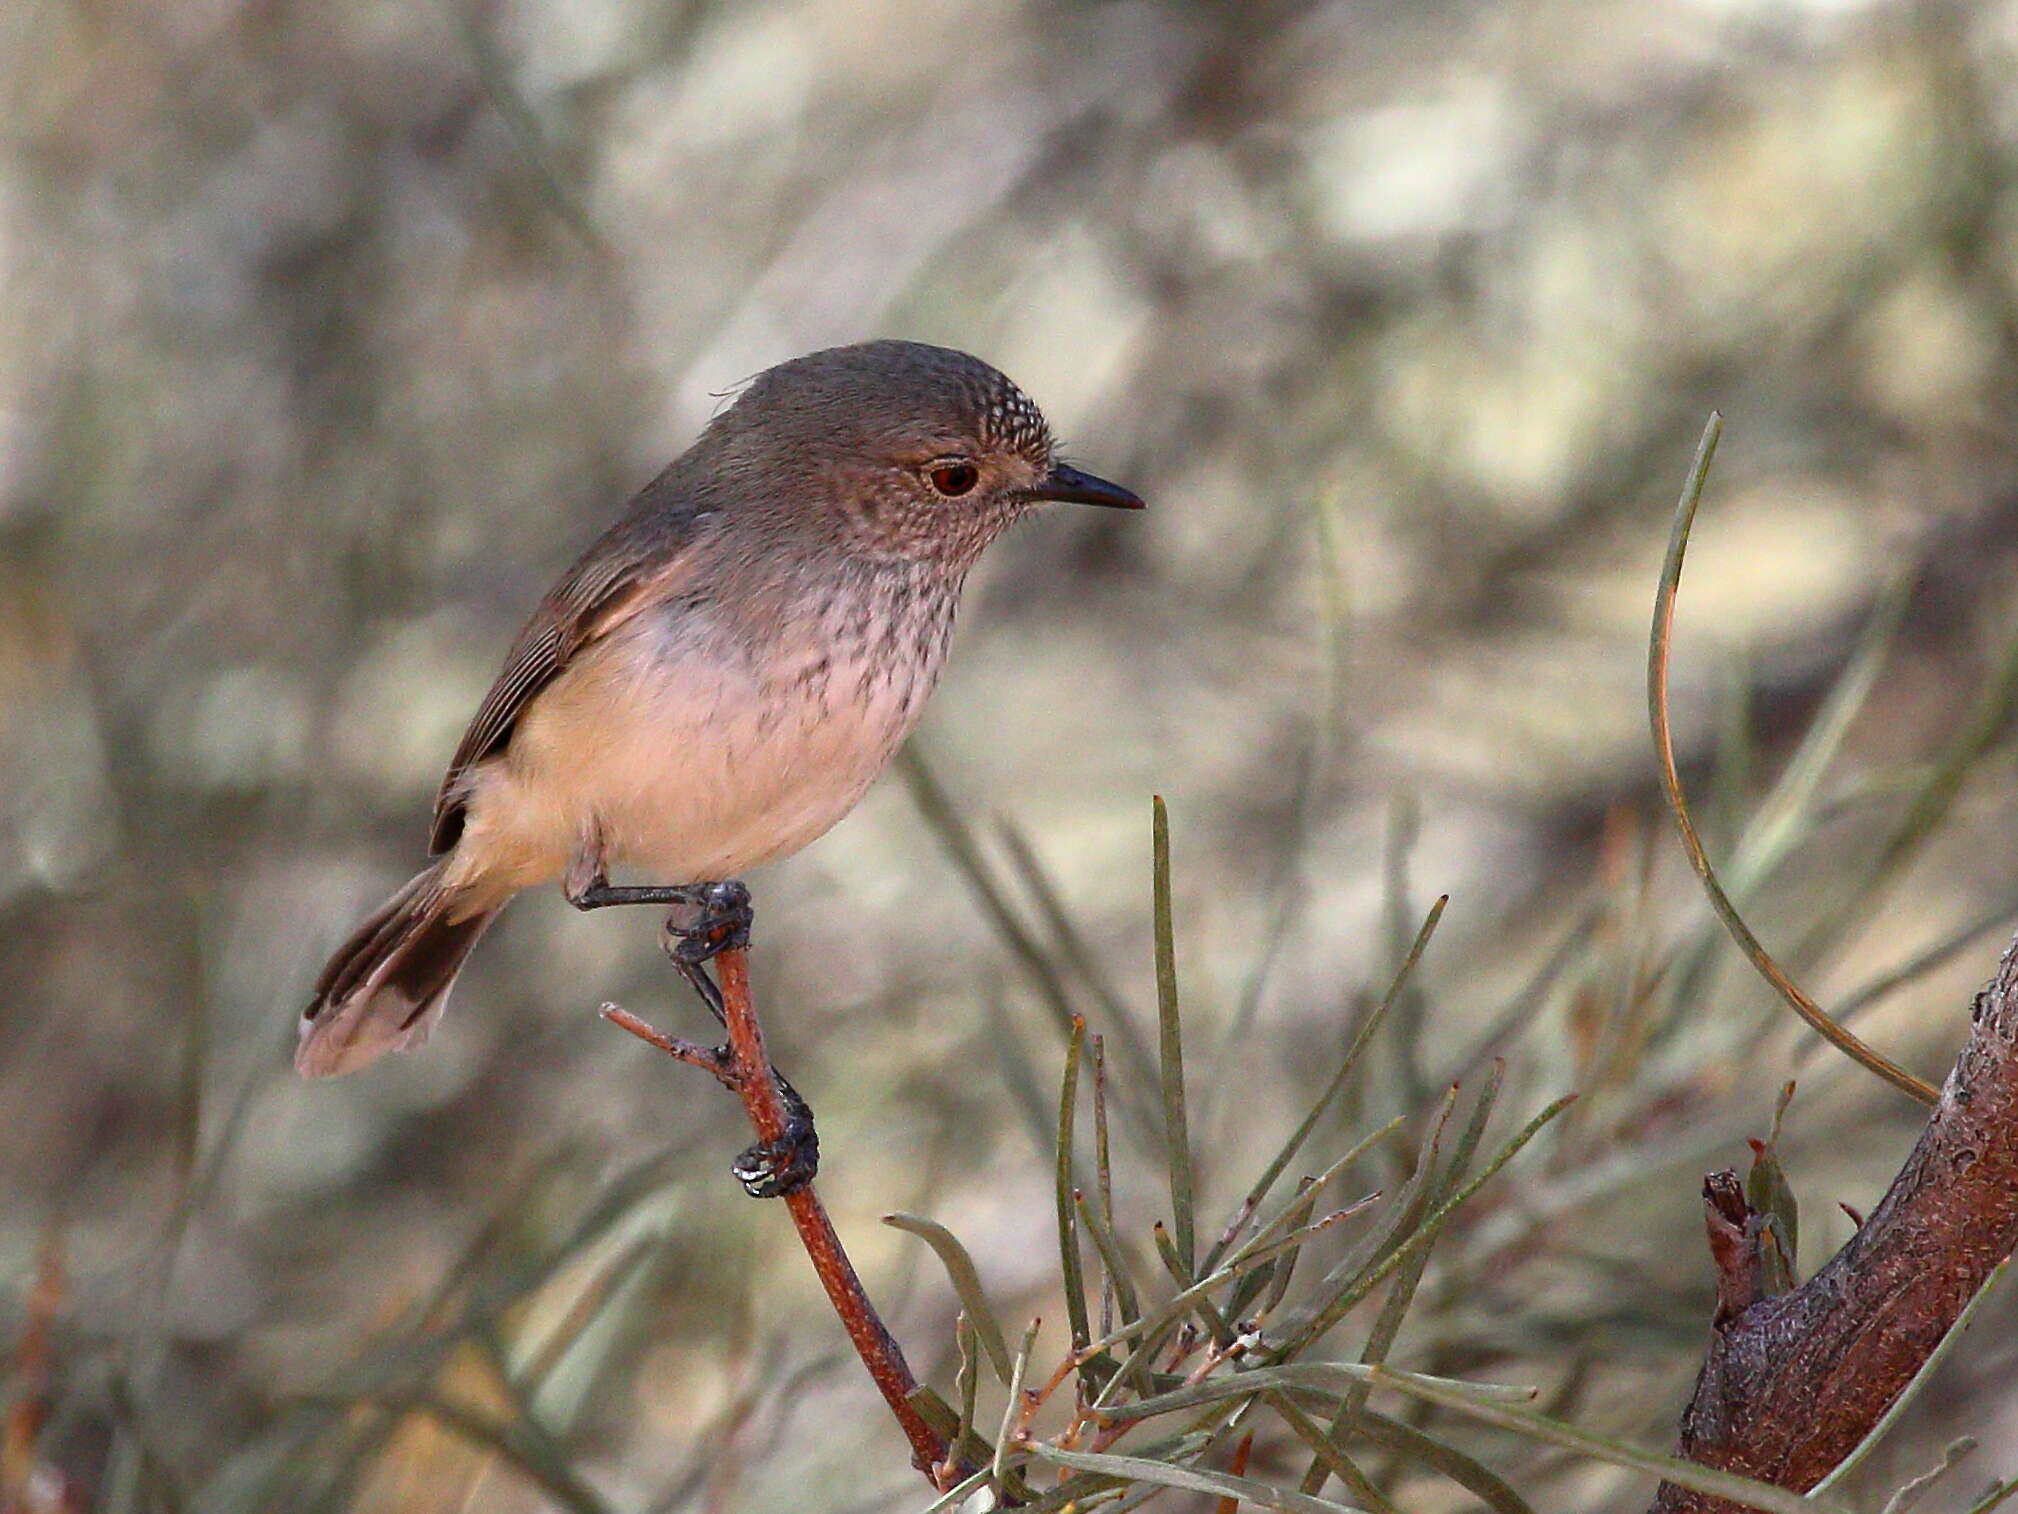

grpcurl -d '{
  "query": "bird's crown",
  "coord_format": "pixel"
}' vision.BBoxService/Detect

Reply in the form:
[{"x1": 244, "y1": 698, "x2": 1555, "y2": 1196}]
[{"x1": 722, "y1": 339, "x2": 1054, "y2": 471}]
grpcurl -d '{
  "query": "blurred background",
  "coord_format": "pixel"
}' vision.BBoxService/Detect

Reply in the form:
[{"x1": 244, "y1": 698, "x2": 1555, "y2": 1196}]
[{"x1": 10, "y1": 0, "x2": 2018, "y2": 1509}]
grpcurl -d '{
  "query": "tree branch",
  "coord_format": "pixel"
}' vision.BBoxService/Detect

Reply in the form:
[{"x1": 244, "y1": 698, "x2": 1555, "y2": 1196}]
[
  {"x1": 1650, "y1": 933, "x2": 2018, "y2": 1511},
  {"x1": 604, "y1": 948, "x2": 958, "y2": 1487}
]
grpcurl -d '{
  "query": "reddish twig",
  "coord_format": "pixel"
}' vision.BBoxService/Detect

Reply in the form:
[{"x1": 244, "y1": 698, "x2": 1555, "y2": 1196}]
[
  {"x1": 1, "y1": 1226, "x2": 66, "y2": 1514},
  {"x1": 603, "y1": 948, "x2": 955, "y2": 1485}
]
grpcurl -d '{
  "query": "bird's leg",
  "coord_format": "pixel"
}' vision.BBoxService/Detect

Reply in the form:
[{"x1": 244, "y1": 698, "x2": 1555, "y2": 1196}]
[
  {"x1": 564, "y1": 829, "x2": 738, "y2": 1015},
  {"x1": 568, "y1": 839, "x2": 817, "y2": 1197},
  {"x1": 569, "y1": 876, "x2": 731, "y2": 1015},
  {"x1": 658, "y1": 882, "x2": 817, "y2": 1197},
  {"x1": 568, "y1": 879, "x2": 722, "y2": 910}
]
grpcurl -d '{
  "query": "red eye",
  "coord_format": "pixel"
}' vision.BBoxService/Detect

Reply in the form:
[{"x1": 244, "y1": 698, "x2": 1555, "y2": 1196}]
[{"x1": 928, "y1": 461, "x2": 980, "y2": 497}]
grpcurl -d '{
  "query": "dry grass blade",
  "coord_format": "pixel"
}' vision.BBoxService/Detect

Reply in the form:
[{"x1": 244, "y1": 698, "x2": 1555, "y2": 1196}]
[
  {"x1": 1853, "y1": 610, "x2": 2018, "y2": 920},
  {"x1": 298, "y1": 1393, "x2": 614, "y2": 1514},
  {"x1": 900, "y1": 747, "x2": 1161, "y2": 1100},
  {"x1": 1802, "y1": 897, "x2": 2018, "y2": 1055},
  {"x1": 1646, "y1": 412, "x2": 1936, "y2": 1106},
  {"x1": 997, "y1": 817, "x2": 1138, "y2": 1033},
  {"x1": 985, "y1": 992, "x2": 1065, "y2": 1159},
  {"x1": 450, "y1": 3, "x2": 611, "y2": 256}
]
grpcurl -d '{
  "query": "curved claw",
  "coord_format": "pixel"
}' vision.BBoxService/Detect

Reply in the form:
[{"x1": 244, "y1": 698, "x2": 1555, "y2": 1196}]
[
  {"x1": 732, "y1": 1113, "x2": 819, "y2": 1198},
  {"x1": 660, "y1": 880, "x2": 754, "y2": 964}
]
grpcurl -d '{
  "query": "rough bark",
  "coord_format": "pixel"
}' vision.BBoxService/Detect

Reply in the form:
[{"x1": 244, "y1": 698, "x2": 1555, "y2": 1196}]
[{"x1": 1650, "y1": 934, "x2": 2018, "y2": 1511}]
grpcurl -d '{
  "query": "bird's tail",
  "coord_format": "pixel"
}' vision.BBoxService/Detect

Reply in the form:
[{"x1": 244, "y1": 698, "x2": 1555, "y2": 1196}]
[{"x1": 297, "y1": 862, "x2": 504, "y2": 1077}]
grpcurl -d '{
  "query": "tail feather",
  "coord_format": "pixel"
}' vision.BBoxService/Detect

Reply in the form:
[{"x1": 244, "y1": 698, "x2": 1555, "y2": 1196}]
[
  {"x1": 298, "y1": 864, "x2": 504, "y2": 1077},
  {"x1": 314, "y1": 868, "x2": 436, "y2": 1007}
]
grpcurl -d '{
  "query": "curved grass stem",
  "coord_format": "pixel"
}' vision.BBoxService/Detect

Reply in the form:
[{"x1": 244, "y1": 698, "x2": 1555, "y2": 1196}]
[{"x1": 1647, "y1": 414, "x2": 1937, "y2": 1107}]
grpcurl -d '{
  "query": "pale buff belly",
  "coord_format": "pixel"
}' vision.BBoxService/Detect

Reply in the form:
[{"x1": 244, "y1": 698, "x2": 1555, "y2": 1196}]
[{"x1": 444, "y1": 613, "x2": 940, "y2": 897}]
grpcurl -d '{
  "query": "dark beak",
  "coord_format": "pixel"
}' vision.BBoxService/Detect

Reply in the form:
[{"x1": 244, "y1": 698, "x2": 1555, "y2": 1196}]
[{"x1": 1031, "y1": 462, "x2": 1145, "y2": 510}]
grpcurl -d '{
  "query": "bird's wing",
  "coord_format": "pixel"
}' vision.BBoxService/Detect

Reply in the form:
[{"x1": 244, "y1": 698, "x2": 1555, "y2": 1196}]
[{"x1": 429, "y1": 505, "x2": 703, "y2": 854}]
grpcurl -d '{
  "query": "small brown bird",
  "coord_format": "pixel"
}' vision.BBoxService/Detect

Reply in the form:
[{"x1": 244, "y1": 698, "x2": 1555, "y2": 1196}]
[{"x1": 299, "y1": 340, "x2": 1142, "y2": 1079}]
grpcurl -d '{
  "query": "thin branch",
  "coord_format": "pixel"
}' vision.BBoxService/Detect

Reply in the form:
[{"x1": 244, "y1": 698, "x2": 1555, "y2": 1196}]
[{"x1": 603, "y1": 950, "x2": 957, "y2": 1486}]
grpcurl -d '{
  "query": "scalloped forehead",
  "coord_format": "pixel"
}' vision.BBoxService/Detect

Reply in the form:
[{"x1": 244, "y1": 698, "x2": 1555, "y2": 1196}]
[
  {"x1": 732, "y1": 340, "x2": 1054, "y2": 464},
  {"x1": 980, "y1": 380, "x2": 1048, "y2": 458}
]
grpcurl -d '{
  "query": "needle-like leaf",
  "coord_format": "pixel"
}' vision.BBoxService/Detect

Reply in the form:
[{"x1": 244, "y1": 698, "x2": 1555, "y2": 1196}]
[
  {"x1": 883, "y1": 1214, "x2": 1014, "y2": 1386},
  {"x1": 1364, "y1": 1365, "x2": 1848, "y2": 1514},
  {"x1": 1029, "y1": 1444, "x2": 1366, "y2": 1514},
  {"x1": 1153, "y1": 795, "x2": 1197, "y2": 1275},
  {"x1": 1058, "y1": 1018, "x2": 1093, "y2": 1354}
]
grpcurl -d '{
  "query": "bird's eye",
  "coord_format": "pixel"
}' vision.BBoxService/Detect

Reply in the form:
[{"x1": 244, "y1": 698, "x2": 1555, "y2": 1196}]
[{"x1": 927, "y1": 461, "x2": 980, "y2": 498}]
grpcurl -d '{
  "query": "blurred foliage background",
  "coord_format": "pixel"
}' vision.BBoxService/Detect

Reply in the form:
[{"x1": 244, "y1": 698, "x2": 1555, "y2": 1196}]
[{"x1": 11, "y1": 0, "x2": 2018, "y2": 1509}]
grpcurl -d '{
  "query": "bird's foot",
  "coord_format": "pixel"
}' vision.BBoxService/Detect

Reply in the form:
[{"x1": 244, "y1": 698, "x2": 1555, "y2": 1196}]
[
  {"x1": 660, "y1": 880, "x2": 754, "y2": 959},
  {"x1": 658, "y1": 881, "x2": 753, "y2": 1022},
  {"x1": 731, "y1": 1073, "x2": 819, "y2": 1197}
]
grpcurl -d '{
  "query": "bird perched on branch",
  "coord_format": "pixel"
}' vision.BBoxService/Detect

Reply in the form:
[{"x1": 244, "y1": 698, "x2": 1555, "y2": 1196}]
[{"x1": 299, "y1": 339, "x2": 1143, "y2": 1080}]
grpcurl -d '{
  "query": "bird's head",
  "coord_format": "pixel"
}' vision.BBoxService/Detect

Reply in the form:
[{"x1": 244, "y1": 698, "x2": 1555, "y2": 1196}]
[{"x1": 709, "y1": 340, "x2": 1142, "y2": 568}]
